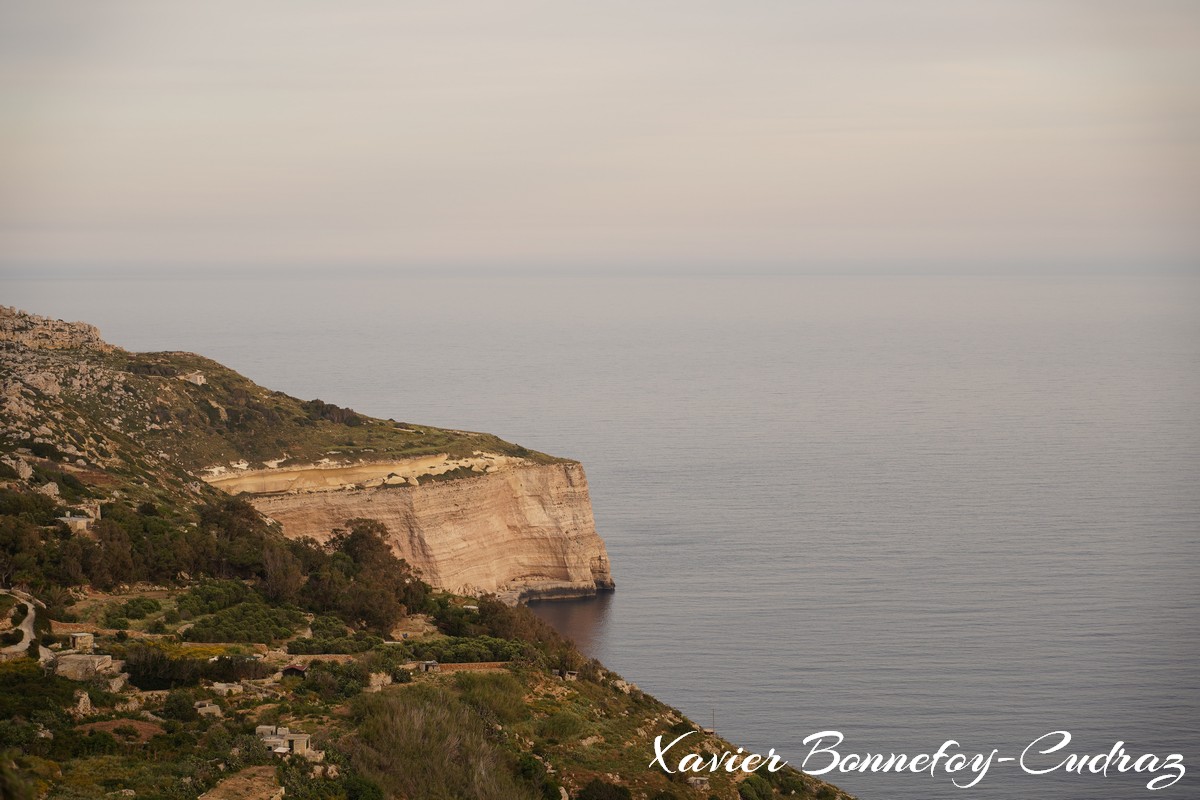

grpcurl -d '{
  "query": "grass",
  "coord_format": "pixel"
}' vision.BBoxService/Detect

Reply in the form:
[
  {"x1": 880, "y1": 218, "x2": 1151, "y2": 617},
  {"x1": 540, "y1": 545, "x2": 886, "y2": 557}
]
[
  {"x1": 347, "y1": 685, "x2": 541, "y2": 800},
  {"x1": 454, "y1": 671, "x2": 530, "y2": 724},
  {"x1": 117, "y1": 349, "x2": 564, "y2": 472},
  {"x1": 537, "y1": 709, "x2": 587, "y2": 742},
  {"x1": 3, "y1": 341, "x2": 567, "y2": 525}
]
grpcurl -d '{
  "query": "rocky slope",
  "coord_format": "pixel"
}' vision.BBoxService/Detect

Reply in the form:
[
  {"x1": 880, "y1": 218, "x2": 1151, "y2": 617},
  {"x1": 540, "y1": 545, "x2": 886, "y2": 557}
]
[
  {"x1": 0, "y1": 306, "x2": 613, "y2": 601},
  {"x1": 0, "y1": 306, "x2": 112, "y2": 352}
]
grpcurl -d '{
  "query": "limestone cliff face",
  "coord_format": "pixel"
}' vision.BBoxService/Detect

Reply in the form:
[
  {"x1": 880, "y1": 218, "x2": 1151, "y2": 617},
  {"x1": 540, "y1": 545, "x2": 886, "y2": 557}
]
[{"x1": 245, "y1": 461, "x2": 614, "y2": 603}]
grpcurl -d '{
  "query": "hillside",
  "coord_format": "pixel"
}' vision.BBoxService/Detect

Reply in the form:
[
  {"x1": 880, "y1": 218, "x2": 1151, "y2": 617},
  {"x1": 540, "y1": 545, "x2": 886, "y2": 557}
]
[
  {"x1": 0, "y1": 307, "x2": 853, "y2": 800},
  {"x1": 1, "y1": 305, "x2": 557, "y2": 511},
  {"x1": 0, "y1": 306, "x2": 614, "y2": 601}
]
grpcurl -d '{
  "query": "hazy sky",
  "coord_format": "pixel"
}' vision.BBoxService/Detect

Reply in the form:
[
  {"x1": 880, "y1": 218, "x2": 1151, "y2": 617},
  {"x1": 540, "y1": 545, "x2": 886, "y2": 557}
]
[{"x1": 1, "y1": 1, "x2": 1197, "y2": 274}]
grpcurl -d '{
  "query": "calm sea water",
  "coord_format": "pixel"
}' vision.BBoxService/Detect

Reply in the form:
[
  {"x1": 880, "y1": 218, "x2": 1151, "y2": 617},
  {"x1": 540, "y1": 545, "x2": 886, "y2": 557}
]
[{"x1": 5, "y1": 272, "x2": 1198, "y2": 799}]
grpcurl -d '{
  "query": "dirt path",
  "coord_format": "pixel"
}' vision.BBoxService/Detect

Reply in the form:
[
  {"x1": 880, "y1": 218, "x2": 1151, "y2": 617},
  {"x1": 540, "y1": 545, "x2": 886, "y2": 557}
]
[{"x1": 0, "y1": 588, "x2": 53, "y2": 661}]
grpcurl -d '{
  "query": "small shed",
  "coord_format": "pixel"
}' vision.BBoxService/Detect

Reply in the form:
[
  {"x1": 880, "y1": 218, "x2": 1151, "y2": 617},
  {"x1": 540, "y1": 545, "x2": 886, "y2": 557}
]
[
  {"x1": 194, "y1": 700, "x2": 223, "y2": 718},
  {"x1": 57, "y1": 515, "x2": 93, "y2": 534},
  {"x1": 419, "y1": 660, "x2": 440, "y2": 673},
  {"x1": 281, "y1": 664, "x2": 308, "y2": 679}
]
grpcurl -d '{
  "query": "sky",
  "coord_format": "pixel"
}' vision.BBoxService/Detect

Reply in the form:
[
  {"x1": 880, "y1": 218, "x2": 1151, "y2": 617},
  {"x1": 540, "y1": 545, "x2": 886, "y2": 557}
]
[{"x1": 1, "y1": 1, "x2": 1197, "y2": 275}]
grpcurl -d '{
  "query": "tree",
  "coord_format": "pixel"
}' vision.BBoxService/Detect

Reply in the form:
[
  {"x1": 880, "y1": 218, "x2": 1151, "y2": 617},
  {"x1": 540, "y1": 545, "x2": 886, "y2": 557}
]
[
  {"x1": 263, "y1": 541, "x2": 304, "y2": 604},
  {"x1": 310, "y1": 519, "x2": 427, "y2": 632},
  {"x1": 162, "y1": 689, "x2": 198, "y2": 721},
  {"x1": 91, "y1": 520, "x2": 135, "y2": 589}
]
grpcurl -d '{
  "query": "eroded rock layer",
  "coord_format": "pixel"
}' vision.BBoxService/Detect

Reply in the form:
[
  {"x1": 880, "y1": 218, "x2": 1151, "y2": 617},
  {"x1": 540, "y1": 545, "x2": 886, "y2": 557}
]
[{"x1": 243, "y1": 461, "x2": 614, "y2": 603}]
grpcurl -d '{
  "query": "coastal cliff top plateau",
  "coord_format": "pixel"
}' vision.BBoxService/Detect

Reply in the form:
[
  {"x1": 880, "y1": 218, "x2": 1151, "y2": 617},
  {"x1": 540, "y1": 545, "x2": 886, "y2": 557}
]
[{"x1": 0, "y1": 305, "x2": 563, "y2": 513}]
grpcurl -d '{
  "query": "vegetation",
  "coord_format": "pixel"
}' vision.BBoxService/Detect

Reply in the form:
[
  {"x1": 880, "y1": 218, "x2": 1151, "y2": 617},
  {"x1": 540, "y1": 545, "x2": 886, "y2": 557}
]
[
  {"x1": 577, "y1": 779, "x2": 633, "y2": 800},
  {"x1": 183, "y1": 600, "x2": 304, "y2": 644},
  {"x1": 108, "y1": 348, "x2": 564, "y2": 472},
  {"x1": 345, "y1": 686, "x2": 541, "y2": 800},
  {"x1": 398, "y1": 635, "x2": 523, "y2": 664},
  {"x1": 0, "y1": 661, "x2": 76, "y2": 720},
  {"x1": 0, "y1": 317, "x2": 851, "y2": 800},
  {"x1": 121, "y1": 644, "x2": 274, "y2": 690}
]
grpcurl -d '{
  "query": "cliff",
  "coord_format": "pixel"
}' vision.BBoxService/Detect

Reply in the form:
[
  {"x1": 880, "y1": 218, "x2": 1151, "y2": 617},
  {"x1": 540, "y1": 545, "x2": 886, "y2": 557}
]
[
  {"x1": 0, "y1": 306, "x2": 614, "y2": 602},
  {"x1": 236, "y1": 460, "x2": 614, "y2": 602}
]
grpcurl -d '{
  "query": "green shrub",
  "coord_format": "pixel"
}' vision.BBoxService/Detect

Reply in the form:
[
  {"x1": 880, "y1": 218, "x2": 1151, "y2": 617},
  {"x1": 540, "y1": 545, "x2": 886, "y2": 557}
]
[
  {"x1": 738, "y1": 773, "x2": 773, "y2": 800},
  {"x1": 400, "y1": 635, "x2": 522, "y2": 664},
  {"x1": 176, "y1": 580, "x2": 255, "y2": 617},
  {"x1": 118, "y1": 597, "x2": 162, "y2": 619},
  {"x1": 279, "y1": 760, "x2": 383, "y2": 800},
  {"x1": 346, "y1": 688, "x2": 539, "y2": 800},
  {"x1": 111, "y1": 725, "x2": 140, "y2": 741},
  {"x1": 766, "y1": 768, "x2": 810, "y2": 795},
  {"x1": 575, "y1": 778, "x2": 632, "y2": 800},
  {"x1": 124, "y1": 646, "x2": 205, "y2": 690},
  {"x1": 515, "y1": 753, "x2": 562, "y2": 800},
  {"x1": 0, "y1": 488, "x2": 60, "y2": 525},
  {"x1": 162, "y1": 689, "x2": 198, "y2": 722},
  {"x1": 303, "y1": 660, "x2": 371, "y2": 701},
  {"x1": 310, "y1": 614, "x2": 348, "y2": 639},
  {"x1": 454, "y1": 672, "x2": 529, "y2": 724},
  {"x1": 0, "y1": 660, "x2": 76, "y2": 719},
  {"x1": 537, "y1": 711, "x2": 585, "y2": 742},
  {"x1": 205, "y1": 655, "x2": 274, "y2": 683},
  {"x1": 103, "y1": 615, "x2": 131, "y2": 631},
  {"x1": 287, "y1": 630, "x2": 380, "y2": 655},
  {"x1": 184, "y1": 600, "x2": 302, "y2": 644}
]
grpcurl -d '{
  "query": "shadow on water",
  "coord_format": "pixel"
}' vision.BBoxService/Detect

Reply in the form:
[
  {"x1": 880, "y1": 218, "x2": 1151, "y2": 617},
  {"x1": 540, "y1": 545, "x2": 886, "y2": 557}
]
[{"x1": 527, "y1": 592, "x2": 613, "y2": 660}]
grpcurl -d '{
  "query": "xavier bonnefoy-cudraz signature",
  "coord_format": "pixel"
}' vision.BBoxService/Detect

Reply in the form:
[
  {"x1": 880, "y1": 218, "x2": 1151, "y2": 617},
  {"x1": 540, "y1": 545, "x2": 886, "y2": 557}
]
[{"x1": 651, "y1": 729, "x2": 1186, "y2": 790}]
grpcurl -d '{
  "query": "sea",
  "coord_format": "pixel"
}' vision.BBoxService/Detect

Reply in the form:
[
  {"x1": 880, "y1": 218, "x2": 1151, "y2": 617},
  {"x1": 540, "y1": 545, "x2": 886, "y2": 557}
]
[{"x1": 4, "y1": 271, "x2": 1198, "y2": 799}]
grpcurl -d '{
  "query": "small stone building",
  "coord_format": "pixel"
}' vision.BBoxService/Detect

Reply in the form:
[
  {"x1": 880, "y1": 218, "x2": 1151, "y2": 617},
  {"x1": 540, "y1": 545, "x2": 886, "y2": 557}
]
[
  {"x1": 57, "y1": 514, "x2": 93, "y2": 534},
  {"x1": 194, "y1": 700, "x2": 223, "y2": 718},
  {"x1": 69, "y1": 632, "x2": 94, "y2": 653},
  {"x1": 256, "y1": 725, "x2": 312, "y2": 757}
]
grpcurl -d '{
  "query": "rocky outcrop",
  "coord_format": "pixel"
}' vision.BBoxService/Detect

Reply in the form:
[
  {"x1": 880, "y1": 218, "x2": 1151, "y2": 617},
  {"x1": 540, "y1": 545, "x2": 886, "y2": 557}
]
[
  {"x1": 204, "y1": 452, "x2": 532, "y2": 491},
  {"x1": 0, "y1": 306, "x2": 114, "y2": 352},
  {"x1": 242, "y1": 461, "x2": 614, "y2": 603}
]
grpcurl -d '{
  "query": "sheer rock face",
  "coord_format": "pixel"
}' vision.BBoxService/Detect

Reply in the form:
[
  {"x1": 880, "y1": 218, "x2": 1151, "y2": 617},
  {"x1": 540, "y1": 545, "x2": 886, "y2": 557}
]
[{"x1": 246, "y1": 461, "x2": 615, "y2": 603}]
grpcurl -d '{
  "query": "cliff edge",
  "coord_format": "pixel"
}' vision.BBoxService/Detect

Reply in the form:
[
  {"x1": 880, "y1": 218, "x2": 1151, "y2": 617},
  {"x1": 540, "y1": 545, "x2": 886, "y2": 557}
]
[
  {"x1": 0, "y1": 306, "x2": 614, "y2": 602},
  {"x1": 238, "y1": 460, "x2": 614, "y2": 602}
]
